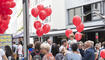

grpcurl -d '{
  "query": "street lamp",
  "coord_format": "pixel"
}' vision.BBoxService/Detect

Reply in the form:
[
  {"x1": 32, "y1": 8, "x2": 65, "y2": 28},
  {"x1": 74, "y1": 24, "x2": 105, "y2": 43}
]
[{"x1": 23, "y1": 0, "x2": 29, "y2": 60}]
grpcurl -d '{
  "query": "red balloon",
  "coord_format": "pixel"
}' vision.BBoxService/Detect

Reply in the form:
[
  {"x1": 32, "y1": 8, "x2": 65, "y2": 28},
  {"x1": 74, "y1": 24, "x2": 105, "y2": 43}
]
[
  {"x1": 10, "y1": 1, "x2": 16, "y2": 8},
  {"x1": 1, "y1": 15, "x2": 11, "y2": 21},
  {"x1": 39, "y1": 10, "x2": 47, "y2": 20},
  {"x1": 34, "y1": 21, "x2": 42, "y2": 30},
  {"x1": 1, "y1": 8, "x2": 12, "y2": 15},
  {"x1": 3, "y1": 1, "x2": 16, "y2": 8},
  {"x1": 45, "y1": 8, "x2": 52, "y2": 16},
  {"x1": 37, "y1": 4, "x2": 44, "y2": 11},
  {"x1": 31, "y1": 8, "x2": 39, "y2": 18},
  {"x1": 76, "y1": 23, "x2": 84, "y2": 32},
  {"x1": 65, "y1": 29, "x2": 73, "y2": 38},
  {"x1": 100, "y1": 49, "x2": 105, "y2": 58},
  {"x1": 75, "y1": 32, "x2": 82, "y2": 41},
  {"x1": 73, "y1": 16, "x2": 82, "y2": 26},
  {"x1": 0, "y1": 23, "x2": 8, "y2": 34},
  {"x1": 42, "y1": 24, "x2": 50, "y2": 34},
  {"x1": 36, "y1": 28, "x2": 43, "y2": 37}
]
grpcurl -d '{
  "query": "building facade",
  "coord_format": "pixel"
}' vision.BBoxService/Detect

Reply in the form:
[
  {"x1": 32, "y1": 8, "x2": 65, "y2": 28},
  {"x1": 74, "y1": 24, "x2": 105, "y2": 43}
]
[{"x1": 29, "y1": 0, "x2": 105, "y2": 43}]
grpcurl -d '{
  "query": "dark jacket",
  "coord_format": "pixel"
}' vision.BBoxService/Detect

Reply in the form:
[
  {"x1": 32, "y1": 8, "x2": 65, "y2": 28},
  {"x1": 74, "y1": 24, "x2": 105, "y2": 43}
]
[{"x1": 82, "y1": 48, "x2": 95, "y2": 60}]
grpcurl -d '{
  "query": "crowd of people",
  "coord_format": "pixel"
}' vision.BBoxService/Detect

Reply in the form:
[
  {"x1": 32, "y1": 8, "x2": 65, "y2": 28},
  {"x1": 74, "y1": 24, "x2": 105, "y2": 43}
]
[
  {"x1": 0, "y1": 33, "x2": 105, "y2": 60},
  {"x1": 27, "y1": 34, "x2": 105, "y2": 60},
  {"x1": 0, "y1": 39, "x2": 23, "y2": 60}
]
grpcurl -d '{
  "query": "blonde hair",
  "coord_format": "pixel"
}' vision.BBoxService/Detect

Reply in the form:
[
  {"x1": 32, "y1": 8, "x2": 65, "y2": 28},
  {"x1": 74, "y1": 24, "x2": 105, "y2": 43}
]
[
  {"x1": 40, "y1": 43, "x2": 51, "y2": 52},
  {"x1": 69, "y1": 33, "x2": 75, "y2": 38}
]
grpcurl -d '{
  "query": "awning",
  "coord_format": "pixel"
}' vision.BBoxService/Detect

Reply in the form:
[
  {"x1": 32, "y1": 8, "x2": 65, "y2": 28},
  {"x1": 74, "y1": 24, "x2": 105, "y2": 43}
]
[{"x1": 31, "y1": 26, "x2": 103, "y2": 36}]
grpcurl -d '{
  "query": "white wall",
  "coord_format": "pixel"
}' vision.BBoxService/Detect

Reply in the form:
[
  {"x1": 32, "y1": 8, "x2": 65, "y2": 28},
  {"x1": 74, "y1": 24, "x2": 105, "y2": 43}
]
[
  {"x1": 51, "y1": 0, "x2": 66, "y2": 29},
  {"x1": 29, "y1": 0, "x2": 67, "y2": 35}
]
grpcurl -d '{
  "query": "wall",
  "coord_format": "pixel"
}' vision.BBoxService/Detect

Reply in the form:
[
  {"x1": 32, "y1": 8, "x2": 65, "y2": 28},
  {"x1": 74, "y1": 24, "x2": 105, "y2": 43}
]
[{"x1": 29, "y1": 0, "x2": 67, "y2": 35}]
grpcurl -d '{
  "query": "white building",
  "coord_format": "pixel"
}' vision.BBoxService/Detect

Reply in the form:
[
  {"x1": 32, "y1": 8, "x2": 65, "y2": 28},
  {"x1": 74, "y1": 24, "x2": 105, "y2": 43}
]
[{"x1": 5, "y1": 0, "x2": 105, "y2": 43}]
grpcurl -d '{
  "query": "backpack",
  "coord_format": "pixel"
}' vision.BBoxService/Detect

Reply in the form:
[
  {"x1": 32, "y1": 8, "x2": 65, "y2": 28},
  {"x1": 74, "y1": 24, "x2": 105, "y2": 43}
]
[
  {"x1": 31, "y1": 50, "x2": 42, "y2": 60},
  {"x1": 32, "y1": 54, "x2": 42, "y2": 60}
]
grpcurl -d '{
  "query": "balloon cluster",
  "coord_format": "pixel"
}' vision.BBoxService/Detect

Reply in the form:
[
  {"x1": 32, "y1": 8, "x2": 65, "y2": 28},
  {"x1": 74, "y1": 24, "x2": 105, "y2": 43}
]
[
  {"x1": 65, "y1": 16, "x2": 84, "y2": 41},
  {"x1": 31, "y1": 4, "x2": 52, "y2": 37},
  {"x1": 0, "y1": 0, "x2": 16, "y2": 34}
]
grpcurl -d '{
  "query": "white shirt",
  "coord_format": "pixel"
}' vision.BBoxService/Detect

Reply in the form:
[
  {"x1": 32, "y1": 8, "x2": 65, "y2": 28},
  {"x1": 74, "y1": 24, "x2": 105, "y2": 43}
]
[
  {"x1": 0, "y1": 49, "x2": 5, "y2": 60},
  {"x1": 17, "y1": 45, "x2": 23, "y2": 55}
]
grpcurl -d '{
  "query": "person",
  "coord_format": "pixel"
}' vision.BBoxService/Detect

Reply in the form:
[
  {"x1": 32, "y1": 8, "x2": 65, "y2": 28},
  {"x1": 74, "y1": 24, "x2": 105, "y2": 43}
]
[
  {"x1": 40, "y1": 43, "x2": 55, "y2": 60},
  {"x1": 12, "y1": 42, "x2": 18, "y2": 60},
  {"x1": 34, "y1": 39, "x2": 39, "y2": 47},
  {"x1": 59, "y1": 39, "x2": 68, "y2": 52},
  {"x1": 17, "y1": 41, "x2": 23, "y2": 60},
  {"x1": 82, "y1": 41, "x2": 95, "y2": 60},
  {"x1": 27, "y1": 44, "x2": 34, "y2": 54},
  {"x1": 98, "y1": 42, "x2": 105, "y2": 60},
  {"x1": 5, "y1": 45, "x2": 15, "y2": 60},
  {"x1": 51, "y1": 43, "x2": 59, "y2": 56},
  {"x1": 65, "y1": 43, "x2": 82, "y2": 60},
  {"x1": 12, "y1": 42, "x2": 18, "y2": 54},
  {"x1": 0, "y1": 48, "x2": 8, "y2": 60},
  {"x1": 95, "y1": 43, "x2": 100, "y2": 60},
  {"x1": 55, "y1": 45, "x2": 65, "y2": 60},
  {"x1": 47, "y1": 38, "x2": 53, "y2": 53},
  {"x1": 68, "y1": 33, "x2": 77, "y2": 50},
  {"x1": 29, "y1": 41, "x2": 43, "y2": 60},
  {"x1": 78, "y1": 42, "x2": 84, "y2": 57}
]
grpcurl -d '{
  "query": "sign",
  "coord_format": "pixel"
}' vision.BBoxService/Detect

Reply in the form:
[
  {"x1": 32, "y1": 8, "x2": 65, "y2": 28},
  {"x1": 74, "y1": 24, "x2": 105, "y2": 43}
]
[
  {"x1": 0, "y1": 34, "x2": 12, "y2": 49},
  {"x1": 66, "y1": 0, "x2": 102, "y2": 9}
]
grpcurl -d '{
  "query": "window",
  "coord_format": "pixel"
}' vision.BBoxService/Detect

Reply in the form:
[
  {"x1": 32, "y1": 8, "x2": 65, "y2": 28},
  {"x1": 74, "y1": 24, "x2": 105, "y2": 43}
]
[
  {"x1": 92, "y1": 2, "x2": 104, "y2": 20},
  {"x1": 83, "y1": 4, "x2": 92, "y2": 22},
  {"x1": 68, "y1": 7, "x2": 82, "y2": 25}
]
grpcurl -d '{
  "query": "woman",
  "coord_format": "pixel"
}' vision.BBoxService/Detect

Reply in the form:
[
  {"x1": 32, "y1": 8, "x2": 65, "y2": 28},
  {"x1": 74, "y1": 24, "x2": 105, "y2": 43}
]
[
  {"x1": 17, "y1": 41, "x2": 23, "y2": 60},
  {"x1": 5, "y1": 45, "x2": 15, "y2": 60},
  {"x1": 65, "y1": 43, "x2": 82, "y2": 60},
  {"x1": 0, "y1": 48, "x2": 8, "y2": 60},
  {"x1": 40, "y1": 43, "x2": 55, "y2": 60},
  {"x1": 29, "y1": 41, "x2": 43, "y2": 60}
]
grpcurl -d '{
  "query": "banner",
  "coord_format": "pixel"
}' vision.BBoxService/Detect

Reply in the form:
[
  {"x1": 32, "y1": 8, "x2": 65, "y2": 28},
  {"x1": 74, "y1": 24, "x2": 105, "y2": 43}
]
[{"x1": 0, "y1": 34, "x2": 12, "y2": 49}]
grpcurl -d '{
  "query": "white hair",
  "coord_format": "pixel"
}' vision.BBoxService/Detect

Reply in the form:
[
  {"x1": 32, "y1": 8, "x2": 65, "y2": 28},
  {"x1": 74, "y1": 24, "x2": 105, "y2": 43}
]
[{"x1": 40, "y1": 43, "x2": 51, "y2": 52}]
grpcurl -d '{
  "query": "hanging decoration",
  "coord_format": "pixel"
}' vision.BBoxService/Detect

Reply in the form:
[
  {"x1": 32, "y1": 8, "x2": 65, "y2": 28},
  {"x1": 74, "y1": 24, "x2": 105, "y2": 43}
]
[
  {"x1": 65, "y1": 16, "x2": 84, "y2": 41},
  {"x1": 31, "y1": 4, "x2": 52, "y2": 37},
  {"x1": 65, "y1": 29, "x2": 73, "y2": 38},
  {"x1": 34, "y1": 21, "x2": 42, "y2": 30},
  {"x1": 76, "y1": 23, "x2": 84, "y2": 32},
  {"x1": 75, "y1": 32, "x2": 82, "y2": 41},
  {"x1": 42, "y1": 24, "x2": 50, "y2": 34},
  {"x1": 72, "y1": 16, "x2": 81, "y2": 26},
  {"x1": 0, "y1": 0, "x2": 16, "y2": 34}
]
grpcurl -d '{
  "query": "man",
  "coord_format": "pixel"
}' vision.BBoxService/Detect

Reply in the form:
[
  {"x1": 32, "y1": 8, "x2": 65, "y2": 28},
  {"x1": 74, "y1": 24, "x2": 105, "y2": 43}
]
[
  {"x1": 0, "y1": 48, "x2": 8, "y2": 60},
  {"x1": 47, "y1": 38, "x2": 53, "y2": 53},
  {"x1": 59, "y1": 39, "x2": 68, "y2": 52},
  {"x1": 82, "y1": 41, "x2": 95, "y2": 60},
  {"x1": 12, "y1": 42, "x2": 18, "y2": 54}
]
